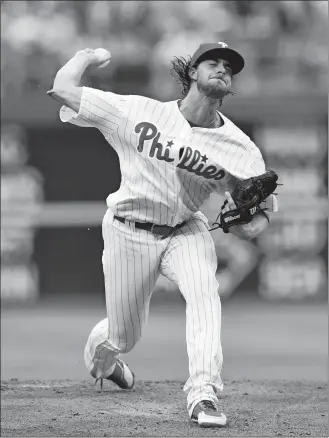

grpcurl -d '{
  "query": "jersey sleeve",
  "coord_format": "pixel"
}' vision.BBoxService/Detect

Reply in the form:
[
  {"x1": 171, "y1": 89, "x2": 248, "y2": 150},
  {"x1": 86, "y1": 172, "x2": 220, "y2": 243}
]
[{"x1": 59, "y1": 86, "x2": 129, "y2": 135}]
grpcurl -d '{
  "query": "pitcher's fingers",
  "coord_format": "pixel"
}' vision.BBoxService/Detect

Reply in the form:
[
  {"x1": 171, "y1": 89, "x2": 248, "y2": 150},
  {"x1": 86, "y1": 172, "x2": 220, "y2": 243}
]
[{"x1": 224, "y1": 191, "x2": 237, "y2": 209}]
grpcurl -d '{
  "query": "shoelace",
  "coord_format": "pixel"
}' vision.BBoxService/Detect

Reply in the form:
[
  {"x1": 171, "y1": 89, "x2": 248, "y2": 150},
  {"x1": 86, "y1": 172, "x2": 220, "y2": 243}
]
[
  {"x1": 200, "y1": 400, "x2": 217, "y2": 411},
  {"x1": 94, "y1": 378, "x2": 103, "y2": 390}
]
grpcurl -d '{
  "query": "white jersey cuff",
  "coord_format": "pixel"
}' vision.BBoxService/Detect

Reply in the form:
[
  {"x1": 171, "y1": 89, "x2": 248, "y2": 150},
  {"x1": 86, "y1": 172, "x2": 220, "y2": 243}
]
[{"x1": 59, "y1": 105, "x2": 91, "y2": 127}]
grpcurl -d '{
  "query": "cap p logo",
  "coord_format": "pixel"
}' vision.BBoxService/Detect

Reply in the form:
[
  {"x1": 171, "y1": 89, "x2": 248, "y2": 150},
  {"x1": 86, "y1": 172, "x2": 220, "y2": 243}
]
[{"x1": 217, "y1": 42, "x2": 228, "y2": 48}]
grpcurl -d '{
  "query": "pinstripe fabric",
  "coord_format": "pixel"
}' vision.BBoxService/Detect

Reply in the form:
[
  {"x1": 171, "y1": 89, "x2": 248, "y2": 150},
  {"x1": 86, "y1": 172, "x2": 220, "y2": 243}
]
[
  {"x1": 160, "y1": 216, "x2": 223, "y2": 415},
  {"x1": 62, "y1": 87, "x2": 278, "y2": 415},
  {"x1": 84, "y1": 209, "x2": 166, "y2": 378},
  {"x1": 60, "y1": 87, "x2": 278, "y2": 228},
  {"x1": 84, "y1": 211, "x2": 222, "y2": 414}
]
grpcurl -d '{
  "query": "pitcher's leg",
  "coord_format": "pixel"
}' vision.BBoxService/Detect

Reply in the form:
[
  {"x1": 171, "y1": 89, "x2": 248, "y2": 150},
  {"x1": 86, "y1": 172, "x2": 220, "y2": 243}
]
[
  {"x1": 84, "y1": 210, "x2": 163, "y2": 379},
  {"x1": 161, "y1": 217, "x2": 223, "y2": 416},
  {"x1": 84, "y1": 317, "x2": 119, "y2": 379}
]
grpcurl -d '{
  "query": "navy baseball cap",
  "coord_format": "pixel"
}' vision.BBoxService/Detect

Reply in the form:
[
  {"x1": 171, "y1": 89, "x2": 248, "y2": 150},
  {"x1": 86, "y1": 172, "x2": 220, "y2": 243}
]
[{"x1": 191, "y1": 42, "x2": 245, "y2": 75}]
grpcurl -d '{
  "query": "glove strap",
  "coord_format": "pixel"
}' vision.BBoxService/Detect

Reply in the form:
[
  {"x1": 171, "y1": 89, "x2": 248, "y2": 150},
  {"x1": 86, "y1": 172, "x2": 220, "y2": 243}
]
[
  {"x1": 220, "y1": 206, "x2": 256, "y2": 233},
  {"x1": 208, "y1": 200, "x2": 228, "y2": 232},
  {"x1": 258, "y1": 209, "x2": 270, "y2": 222}
]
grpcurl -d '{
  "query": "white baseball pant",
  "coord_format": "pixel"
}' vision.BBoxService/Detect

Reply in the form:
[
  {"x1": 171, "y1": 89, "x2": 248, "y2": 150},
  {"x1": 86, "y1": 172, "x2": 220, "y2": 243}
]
[{"x1": 84, "y1": 209, "x2": 224, "y2": 415}]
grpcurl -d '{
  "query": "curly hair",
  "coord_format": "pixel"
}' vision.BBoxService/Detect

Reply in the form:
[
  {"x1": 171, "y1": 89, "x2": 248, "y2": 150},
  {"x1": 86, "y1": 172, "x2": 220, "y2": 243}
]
[
  {"x1": 170, "y1": 56, "x2": 193, "y2": 97},
  {"x1": 170, "y1": 55, "x2": 235, "y2": 103}
]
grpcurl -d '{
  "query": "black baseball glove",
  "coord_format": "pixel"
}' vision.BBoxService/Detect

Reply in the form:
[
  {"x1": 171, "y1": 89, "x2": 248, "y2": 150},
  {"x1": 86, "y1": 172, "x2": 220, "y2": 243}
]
[{"x1": 210, "y1": 170, "x2": 279, "y2": 233}]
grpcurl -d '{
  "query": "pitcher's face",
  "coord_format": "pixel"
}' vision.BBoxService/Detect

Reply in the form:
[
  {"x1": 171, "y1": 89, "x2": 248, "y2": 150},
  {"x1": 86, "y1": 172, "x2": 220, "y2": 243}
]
[{"x1": 191, "y1": 58, "x2": 233, "y2": 99}]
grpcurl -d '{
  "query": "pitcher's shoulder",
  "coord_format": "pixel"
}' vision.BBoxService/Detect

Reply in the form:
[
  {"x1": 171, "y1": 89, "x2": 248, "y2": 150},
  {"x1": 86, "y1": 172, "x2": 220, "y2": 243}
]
[
  {"x1": 129, "y1": 94, "x2": 167, "y2": 104},
  {"x1": 127, "y1": 94, "x2": 171, "y2": 110}
]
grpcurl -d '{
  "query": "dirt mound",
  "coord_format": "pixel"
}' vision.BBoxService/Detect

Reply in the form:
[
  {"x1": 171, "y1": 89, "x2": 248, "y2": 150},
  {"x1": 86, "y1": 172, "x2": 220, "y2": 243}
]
[{"x1": 1, "y1": 379, "x2": 327, "y2": 436}]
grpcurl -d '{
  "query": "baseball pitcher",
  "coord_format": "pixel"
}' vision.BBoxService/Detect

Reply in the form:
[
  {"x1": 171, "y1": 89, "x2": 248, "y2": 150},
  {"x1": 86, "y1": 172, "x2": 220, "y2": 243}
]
[{"x1": 48, "y1": 42, "x2": 278, "y2": 427}]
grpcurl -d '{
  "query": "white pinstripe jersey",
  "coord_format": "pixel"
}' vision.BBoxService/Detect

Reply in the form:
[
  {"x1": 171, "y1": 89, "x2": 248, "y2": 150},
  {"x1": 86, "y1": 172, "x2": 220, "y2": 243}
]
[{"x1": 60, "y1": 87, "x2": 278, "y2": 226}]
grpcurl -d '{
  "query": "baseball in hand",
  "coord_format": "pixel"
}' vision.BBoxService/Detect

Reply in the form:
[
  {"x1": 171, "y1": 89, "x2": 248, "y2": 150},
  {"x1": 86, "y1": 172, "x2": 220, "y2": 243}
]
[{"x1": 94, "y1": 48, "x2": 111, "y2": 68}]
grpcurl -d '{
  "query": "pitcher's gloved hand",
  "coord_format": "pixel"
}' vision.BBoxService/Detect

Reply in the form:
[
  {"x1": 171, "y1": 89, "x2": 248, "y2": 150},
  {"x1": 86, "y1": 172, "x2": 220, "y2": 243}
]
[{"x1": 211, "y1": 170, "x2": 279, "y2": 234}]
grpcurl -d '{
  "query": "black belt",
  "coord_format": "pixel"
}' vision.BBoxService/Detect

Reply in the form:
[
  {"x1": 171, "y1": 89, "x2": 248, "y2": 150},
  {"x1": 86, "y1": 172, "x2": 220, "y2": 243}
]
[{"x1": 114, "y1": 215, "x2": 187, "y2": 238}]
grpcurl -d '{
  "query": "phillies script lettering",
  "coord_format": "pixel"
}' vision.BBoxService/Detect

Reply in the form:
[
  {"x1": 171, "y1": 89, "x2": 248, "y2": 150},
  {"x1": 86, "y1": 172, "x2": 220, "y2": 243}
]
[{"x1": 135, "y1": 122, "x2": 225, "y2": 181}]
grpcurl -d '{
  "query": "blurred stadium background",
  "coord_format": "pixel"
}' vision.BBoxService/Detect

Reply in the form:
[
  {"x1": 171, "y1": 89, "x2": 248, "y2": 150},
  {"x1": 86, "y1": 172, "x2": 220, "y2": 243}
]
[{"x1": 1, "y1": 1, "x2": 328, "y2": 383}]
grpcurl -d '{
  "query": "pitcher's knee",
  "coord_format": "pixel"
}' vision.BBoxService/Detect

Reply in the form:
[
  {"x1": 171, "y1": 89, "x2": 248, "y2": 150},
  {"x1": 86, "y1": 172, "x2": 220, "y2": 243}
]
[
  {"x1": 95, "y1": 334, "x2": 137, "y2": 354},
  {"x1": 85, "y1": 318, "x2": 141, "y2": 357},
  {"x1": 118, "y1": 342, "x2": 134, "y2": 354}
]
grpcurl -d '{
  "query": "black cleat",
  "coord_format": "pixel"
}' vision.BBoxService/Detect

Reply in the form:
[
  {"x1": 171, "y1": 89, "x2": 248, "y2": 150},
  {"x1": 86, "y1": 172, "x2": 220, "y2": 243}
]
[{"x1": 94, "y1": 359, "x2": 135, "y2": 390}]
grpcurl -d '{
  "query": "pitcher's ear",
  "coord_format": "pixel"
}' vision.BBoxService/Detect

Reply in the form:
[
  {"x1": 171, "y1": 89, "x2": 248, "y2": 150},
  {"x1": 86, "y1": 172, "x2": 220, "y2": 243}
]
[{"x1": 189, "y1": 65, "x2": 197, "y2": 81}]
